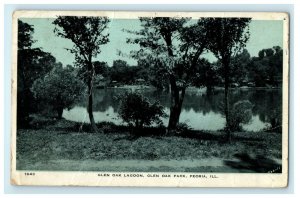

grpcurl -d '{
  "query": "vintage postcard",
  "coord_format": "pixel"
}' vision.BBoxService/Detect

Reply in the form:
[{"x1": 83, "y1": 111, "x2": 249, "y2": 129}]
[{"x1": 11, "y1": 11, "x2": 289, "y2": 187}]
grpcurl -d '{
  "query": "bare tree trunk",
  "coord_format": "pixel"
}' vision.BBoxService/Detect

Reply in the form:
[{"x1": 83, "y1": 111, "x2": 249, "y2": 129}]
[
  {"x1": 223, "y1": 57, "x2": 231, "y2": 142},
  {"x1": 87, "y1": 61, "x2": 98, "y2": 132},
  {"x1": 167, "y1": 75, "x2": 186, "y2": 131},
  {"x1": 56, "y1": 106, "x2": 63, "y2": 119},
  {"x1": 206, "y1": 85, "x2": 214, "y2": 96},
  {"x1": 163, "y1": 31, "x2": 187, "y2": 132},
  {"x1": 224, "y1": 81, "x2": 231, "y2": 142}
]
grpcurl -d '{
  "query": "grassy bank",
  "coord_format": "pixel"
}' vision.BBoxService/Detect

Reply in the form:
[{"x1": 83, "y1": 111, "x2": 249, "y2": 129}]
[{"x1": 16, "y1": 118, "x2": 282, "y2": 172}]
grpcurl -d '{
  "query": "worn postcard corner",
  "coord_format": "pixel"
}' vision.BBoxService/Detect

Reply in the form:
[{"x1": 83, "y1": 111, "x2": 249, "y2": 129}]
[{"x1": 11, "y1": 10, "x2": 289, "y2": 187}]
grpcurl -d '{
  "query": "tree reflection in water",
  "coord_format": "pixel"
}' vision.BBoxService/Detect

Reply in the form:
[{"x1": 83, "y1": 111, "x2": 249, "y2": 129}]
[{"x1": 64, "y1": 88, "x2": 282, "y2": 132}]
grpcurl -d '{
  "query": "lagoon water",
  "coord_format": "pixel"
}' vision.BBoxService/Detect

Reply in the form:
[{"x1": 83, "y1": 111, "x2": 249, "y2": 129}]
[{"x1": 63, "y1": 88, "x2": 282, "y2": 132}]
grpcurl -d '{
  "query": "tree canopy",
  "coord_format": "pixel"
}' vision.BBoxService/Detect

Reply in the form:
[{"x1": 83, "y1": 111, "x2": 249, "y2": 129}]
[
  {"x1": 18, "y1": 20, "x2": 35, "y2": 50},
  {"x1": 203, "y1": 18, "x2": 252, "y2": 141},
  {"x1": 205, "y1": 18, "x2": 251, "y2": 62},
  {"x1": 129, "y1": 17, "x2": 222, "y2": 130},
  {"x1": 53, "y1": 16, "x2": 110, "y2": 66},
  {"x1": 17, "y1": 20, "x2": 58, "y2": 127},
  {"x1": 53, "y1": 16, "x2": 110, "y2": 132},
  {"x1": 248, "y1": 46, "x2": 283, "y2": 86},
  {"x1": 31, "y1": 65, "x2": 86, "y2": 119}
]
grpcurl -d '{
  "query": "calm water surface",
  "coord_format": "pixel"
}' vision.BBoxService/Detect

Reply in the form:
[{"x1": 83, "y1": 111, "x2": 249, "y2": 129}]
[{"x1": 63, "y1": 88, "x2": 282, "y2": 132}]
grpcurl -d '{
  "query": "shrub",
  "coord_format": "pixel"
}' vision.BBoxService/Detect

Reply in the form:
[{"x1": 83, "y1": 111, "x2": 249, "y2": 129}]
[
  {"x1": 118, "y1": 92, "x2": 165, "y2": 128},
  {"x1": 227, "y1": 100, "x2": 253, "y2": 131},
  {"x1": 174, "y1": 123, "x2": 192, "y2": 134},
  {"x1": 264, "y1": 107, "x2": 282, "y2": 133},
  {"x1": 31, "y1": 65, "x2": 86, "y2": 119},
  {"x1": 269, "y1": 108, "x2": 282, "y2": 128}
]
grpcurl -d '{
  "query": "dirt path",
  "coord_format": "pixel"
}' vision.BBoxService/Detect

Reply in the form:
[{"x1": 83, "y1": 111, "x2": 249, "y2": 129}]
[
  {"x1": 18, "y1": 158, "x2": 244, "y2": 172},
  {"x1": 18, "y1": 156, "x2": 282, "y2": 173}
]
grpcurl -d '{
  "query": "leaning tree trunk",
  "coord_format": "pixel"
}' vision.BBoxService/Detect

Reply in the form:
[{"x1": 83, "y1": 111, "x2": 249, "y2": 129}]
[
  {"x1": 87, "y1": 61, "x2": 98, "y2": 132},
  {"x1": 56, "y1": 106, "x2": 63, "y2": 119},
  {"x1": 206, "y1": 85, "x2": 214, "y2": 96},
  {"x1": 167, "y1": 75, "x2": 186, "y2": 131},
  {"x1": 163, "y1": 32, "x2": 187, "y2": 132},
  {"x1": 223, "y1": 57, "x2": 231, "y2": 142}
]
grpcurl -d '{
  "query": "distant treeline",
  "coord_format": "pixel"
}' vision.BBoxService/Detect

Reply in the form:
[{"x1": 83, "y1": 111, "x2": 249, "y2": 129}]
[{"x1": 86, "y1": 47, "x2": 283, "y2": 89}]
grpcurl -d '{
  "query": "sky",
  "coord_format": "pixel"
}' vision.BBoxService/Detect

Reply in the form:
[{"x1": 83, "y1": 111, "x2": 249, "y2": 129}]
[{"x1": 20, "y1": 18, "x2": 283, "y2": 66}]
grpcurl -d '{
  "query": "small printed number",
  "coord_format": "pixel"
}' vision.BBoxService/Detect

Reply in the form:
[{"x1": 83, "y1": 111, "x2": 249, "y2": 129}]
[{"x1": 24, "y1": 172, "x2": 35, "y2": 176}]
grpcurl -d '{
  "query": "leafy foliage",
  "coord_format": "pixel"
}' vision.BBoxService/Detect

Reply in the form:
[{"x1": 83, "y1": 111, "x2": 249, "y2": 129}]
[
  {"x1": 193, "y1": 58, "x2": 220, "y2": 90},
  {"x1": 178, "y1": 19, "x2": 213, "y2": 81},
  {"x1": 128, "y1": 17, "x2": 217, "y2": 130},
  {"x1": 17, "y1": 20, "x2": 58, "y2": 128},
  {"x1": 18, "y1": 20, "x2": 35, "y2": 50},
  {"x1": 128, "y1": 17, "x2": 188, "y2": 58},
  {"x1": 118, "y1": 92, "x2": 166, "y2": 128},
  {"x1": 53, "y1": 16, "x2": 110, "y2": 66},
  {"x1": 127, "y1": 17, "x2": 187, "y2": 85},
  {"x1": 203, "y1": 18, "x2": 251, "y2": 140},
  {"x1": 230, "y1": 49, "x2": 251, "y2": 85},
  {"x1": 110, "y1": 60, "x2": 134, "y2": 84},
  {"x1": 267, "y1": 107, "x2": 282, "y2": 133},
  {"x1": 129, "y1": 18, "x2": 214, "y2": 87},
  {"x1": 247, "y1": 46, "x2": 283, "y2": 87},
  {"x1": 204, "y1": 18, "x2": 252, "y2": 81},
  {"x1": 77, "y1": 61, "x2": 110, "y2": 84},
  {"x1": 148, "y1": 62, "x2": 170, "y2": 90},
  {"x1": 205, "y1": 18, "x2": 251, "y2": 61},
  {"x1": 136, "y1": 56, "x2": 169, "y2": 90},
  {"x1": 53, "y1": 16, "x2": 110, "y2": 132},
  {"x1": 227, "y1": 100, "x2": 253, "y2": 131},
  {"x1": 174, "y1": 123, "x2": 192, "y2": 134},
  {"x1": 31, "y1": 66, "x2": 86, "y2": 119}
]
